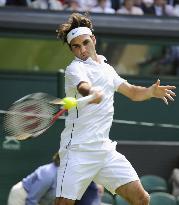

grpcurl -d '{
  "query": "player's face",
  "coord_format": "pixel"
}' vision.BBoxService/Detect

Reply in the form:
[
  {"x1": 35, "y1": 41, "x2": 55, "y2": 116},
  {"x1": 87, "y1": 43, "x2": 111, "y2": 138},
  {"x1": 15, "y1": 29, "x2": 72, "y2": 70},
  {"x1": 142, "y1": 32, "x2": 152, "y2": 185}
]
[{"x1": 70, "y1": 34, "x2": 97, "y2": 61}]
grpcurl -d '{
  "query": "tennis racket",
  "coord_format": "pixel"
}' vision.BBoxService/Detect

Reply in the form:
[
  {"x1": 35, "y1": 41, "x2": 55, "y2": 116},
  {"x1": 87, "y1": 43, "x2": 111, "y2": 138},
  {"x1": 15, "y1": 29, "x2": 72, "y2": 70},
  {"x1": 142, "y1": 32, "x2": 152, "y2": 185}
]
[
  {"x1": 3, "y1": 93, "x2": 67, "y2": 140},
  {"x1": 3, "y1": 92, "x2": 95, "y2": 141}
]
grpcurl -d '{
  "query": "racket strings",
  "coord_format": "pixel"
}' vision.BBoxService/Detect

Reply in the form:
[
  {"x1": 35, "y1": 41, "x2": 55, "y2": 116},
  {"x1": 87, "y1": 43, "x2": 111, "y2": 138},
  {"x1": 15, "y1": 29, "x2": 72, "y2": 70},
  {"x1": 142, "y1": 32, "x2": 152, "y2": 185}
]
[{"x1": 4, "y1": 98, "x2": 58, "y2": 140}]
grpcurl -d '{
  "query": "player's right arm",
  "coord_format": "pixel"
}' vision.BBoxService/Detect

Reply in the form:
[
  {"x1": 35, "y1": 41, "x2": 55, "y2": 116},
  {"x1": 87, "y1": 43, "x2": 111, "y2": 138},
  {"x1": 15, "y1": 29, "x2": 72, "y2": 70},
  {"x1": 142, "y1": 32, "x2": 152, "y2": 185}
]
[
  {"x1": 77, "y1": 81, "x2": 103, "y2": 104},
  {"x1": 66, "y1": 63, "x2": 103, "y2": 104}
]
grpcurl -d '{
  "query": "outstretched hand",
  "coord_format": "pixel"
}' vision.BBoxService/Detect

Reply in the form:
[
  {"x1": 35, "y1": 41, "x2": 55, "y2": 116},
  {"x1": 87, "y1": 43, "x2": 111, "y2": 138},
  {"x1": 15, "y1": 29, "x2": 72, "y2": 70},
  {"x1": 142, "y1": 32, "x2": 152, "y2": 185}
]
[{"x1": 151, "y1": 79, "x2": 176, "y2": 105}]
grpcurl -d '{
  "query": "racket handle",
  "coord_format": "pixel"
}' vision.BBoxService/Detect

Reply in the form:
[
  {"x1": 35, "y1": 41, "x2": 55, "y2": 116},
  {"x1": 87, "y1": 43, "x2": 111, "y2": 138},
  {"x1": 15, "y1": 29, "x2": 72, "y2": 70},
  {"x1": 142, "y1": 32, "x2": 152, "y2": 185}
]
[{"x1": 51, "y1": 109, "x2": 67, "y2": 123}]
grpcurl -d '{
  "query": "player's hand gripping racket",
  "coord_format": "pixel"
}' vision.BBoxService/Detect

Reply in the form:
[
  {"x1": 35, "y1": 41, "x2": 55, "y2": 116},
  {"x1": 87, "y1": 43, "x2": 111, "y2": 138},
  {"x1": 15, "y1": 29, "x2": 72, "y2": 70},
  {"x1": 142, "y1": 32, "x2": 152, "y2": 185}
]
[{"x1": 3, "y1": 92, "x2": 96, "y2": 140}]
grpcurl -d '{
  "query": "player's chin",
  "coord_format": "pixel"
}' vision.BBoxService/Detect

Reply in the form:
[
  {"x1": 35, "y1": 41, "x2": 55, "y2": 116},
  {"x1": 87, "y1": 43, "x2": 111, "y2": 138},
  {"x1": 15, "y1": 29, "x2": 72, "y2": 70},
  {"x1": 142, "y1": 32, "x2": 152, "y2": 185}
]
[{"x1": 80, "y1": 55, "x2": 88, "y2": 61}]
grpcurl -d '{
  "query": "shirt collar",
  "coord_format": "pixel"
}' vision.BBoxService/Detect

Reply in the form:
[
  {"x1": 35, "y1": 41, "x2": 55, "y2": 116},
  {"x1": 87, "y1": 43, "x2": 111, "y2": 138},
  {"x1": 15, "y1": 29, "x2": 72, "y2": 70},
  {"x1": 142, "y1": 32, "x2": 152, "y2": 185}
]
[{"x1": 75, "y1": 55, "x2": 107, "y2": 65}]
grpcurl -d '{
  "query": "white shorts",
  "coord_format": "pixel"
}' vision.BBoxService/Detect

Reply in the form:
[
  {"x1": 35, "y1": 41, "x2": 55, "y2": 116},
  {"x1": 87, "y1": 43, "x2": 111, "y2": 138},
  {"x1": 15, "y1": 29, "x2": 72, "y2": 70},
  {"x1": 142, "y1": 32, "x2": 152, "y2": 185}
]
[{"x1": 56, "y1": 140, "x2": 139, "y2": 200}]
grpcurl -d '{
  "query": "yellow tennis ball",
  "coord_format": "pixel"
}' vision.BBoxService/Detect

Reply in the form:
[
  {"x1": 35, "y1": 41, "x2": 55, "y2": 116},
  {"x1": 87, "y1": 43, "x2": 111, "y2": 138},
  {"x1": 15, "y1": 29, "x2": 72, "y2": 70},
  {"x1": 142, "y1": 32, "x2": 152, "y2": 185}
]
[{"x1": 62, "y1": 97, "x2": 77, "y2": 110}]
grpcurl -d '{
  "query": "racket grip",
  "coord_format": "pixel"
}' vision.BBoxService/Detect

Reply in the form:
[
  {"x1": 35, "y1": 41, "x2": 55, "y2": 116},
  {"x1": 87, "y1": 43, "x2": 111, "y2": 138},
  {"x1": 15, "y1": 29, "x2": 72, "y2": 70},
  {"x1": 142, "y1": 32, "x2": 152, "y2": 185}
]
[{"x1": 51, "y1": 109, "x2": 67, "y2": 123}]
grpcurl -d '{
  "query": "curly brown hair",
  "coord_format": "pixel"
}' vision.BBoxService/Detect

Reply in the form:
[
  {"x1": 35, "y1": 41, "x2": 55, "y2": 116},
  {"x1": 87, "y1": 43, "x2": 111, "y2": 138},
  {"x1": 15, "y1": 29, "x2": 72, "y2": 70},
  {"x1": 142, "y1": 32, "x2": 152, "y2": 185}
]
[{"x1": 56, "y1": 13, "x2": 94, "y2": 44}]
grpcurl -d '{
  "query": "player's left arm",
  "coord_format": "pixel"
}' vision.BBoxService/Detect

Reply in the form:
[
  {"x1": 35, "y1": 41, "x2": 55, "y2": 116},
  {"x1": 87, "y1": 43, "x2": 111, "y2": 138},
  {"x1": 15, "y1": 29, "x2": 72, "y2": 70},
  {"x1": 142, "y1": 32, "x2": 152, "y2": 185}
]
[{"x1": 117, "y1": 79, "x2": 176, "y2": 105}]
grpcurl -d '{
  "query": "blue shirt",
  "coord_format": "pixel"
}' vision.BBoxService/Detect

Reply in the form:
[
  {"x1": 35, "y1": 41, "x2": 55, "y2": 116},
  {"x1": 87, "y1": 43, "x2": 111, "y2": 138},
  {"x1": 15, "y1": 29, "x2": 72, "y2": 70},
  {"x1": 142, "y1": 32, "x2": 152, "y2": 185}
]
[
  {"x1": 75, "y1": 182, "x2": 100, "y2": 205},
  {"x1": 22, "y1": 163, "x2": 100, "y2": 205},
  {"x1": 22, "y1": 163, "x2": 57, "y2": 205}
]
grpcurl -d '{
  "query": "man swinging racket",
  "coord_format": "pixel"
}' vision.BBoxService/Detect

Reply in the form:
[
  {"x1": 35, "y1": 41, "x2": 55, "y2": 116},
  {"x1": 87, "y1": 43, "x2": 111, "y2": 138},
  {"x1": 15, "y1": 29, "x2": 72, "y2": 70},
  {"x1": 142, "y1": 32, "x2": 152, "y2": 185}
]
[{"x1": 55, "y1": 12, "x2": 176, "y2": 205}]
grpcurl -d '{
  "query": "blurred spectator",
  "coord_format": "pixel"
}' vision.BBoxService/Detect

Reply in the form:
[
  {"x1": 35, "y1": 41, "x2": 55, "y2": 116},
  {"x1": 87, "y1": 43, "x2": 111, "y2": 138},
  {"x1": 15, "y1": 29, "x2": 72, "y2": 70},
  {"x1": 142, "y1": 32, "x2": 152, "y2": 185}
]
[
  {"x1": 58, "y1": 0, "x2": 65, "y2": 4},
  {"x1": 0, "y1": 0, "x2": 6, "y2": 6},
  {"x1": 170, "y1": 168, "x2": 179, "y2": 197},
  {"x1": 167, "y1": 0, "x2": 179, "y2": 6},
  {"x1": 75, "y1": 0, "x2": 112, "y2": 11},
  {"x1": 140, "y1": 0, "x2": 154, "y2": 13},
  {"x1": 142, "y1": 0, "x2": 176, "y2": 16},
  {"x1": 57, "y1": 0, "x2": 66, "y2": 7},
  {"x1": 75, "y1": 0, "x2": 97, "y2": 11},
  {"x1": 6, "y1": 0, "x2": 28, "y2": 6},
  {"x1": 153, "y1": 45, "x2": 179, "y2": 75},
  {"x1": 139, "y1": 45, "x2": 179, "y2": 75},
  {"x1": 174, "y1": 4, "x2": 179, "y2": 16},
  {"x1": 134, "y1": 0, "x2": 145, "y2": 7},
  {"x1": 117, "y1": 0, "x2": 144, "y2": 15},
  {"x1": 28, "y1": 0, "x2": 64, "y2": 10},
  {"x1": 90, "y1": 0, "x2": 115, "y2": 13},
  {"x1": 111, "y1": 0, "x2": 121, "y2": 11},
  {"x1": 65, "y1": 0, "x2": 82, "y2": 11},
  {"x1": 134, "y1": 0, "x2": 154, "y2": 12}
]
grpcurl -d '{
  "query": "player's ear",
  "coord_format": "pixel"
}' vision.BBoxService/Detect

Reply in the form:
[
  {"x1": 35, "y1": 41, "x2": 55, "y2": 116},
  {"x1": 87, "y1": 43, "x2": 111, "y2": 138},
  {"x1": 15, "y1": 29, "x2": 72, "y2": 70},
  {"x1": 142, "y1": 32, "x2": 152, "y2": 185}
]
[{"x1": 91, "y1": 35, "x2": 96, "y2": 45}]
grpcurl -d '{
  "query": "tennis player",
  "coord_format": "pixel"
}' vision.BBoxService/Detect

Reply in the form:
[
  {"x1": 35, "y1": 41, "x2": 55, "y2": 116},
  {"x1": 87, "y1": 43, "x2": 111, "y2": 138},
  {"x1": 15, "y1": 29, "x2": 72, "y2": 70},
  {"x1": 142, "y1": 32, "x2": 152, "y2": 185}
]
[{"x1": 55, "y1": 13, "x2": 176, "y2": 205}]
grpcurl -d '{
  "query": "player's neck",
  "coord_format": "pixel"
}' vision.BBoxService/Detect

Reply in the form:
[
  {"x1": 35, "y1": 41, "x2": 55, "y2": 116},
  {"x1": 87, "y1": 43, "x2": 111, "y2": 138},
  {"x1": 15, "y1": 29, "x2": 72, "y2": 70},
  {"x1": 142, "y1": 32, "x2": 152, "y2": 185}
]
[{"x1": 92, "y1": 54, "x2": 102, "y2": 64}]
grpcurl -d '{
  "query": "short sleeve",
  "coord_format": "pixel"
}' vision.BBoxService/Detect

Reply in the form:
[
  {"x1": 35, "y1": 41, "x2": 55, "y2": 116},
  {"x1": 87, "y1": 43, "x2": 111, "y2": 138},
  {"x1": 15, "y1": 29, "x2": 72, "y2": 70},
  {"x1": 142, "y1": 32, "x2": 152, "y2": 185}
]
[
  {"x1": 110, "y1": 66, "x2": 126, "y2": 90},
  {"x1": 65, "y1": 62, "x2": 91, "y2": 87}
]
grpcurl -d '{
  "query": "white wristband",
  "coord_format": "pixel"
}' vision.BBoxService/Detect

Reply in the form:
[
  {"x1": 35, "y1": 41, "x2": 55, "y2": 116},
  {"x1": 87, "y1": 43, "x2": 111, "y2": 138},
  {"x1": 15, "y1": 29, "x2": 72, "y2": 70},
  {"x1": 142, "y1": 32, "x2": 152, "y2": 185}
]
[
  {"x1": 89, "y1": 86, "x2": 102, "y2": 94},
  {"x1": 76, "y1": 94, "x2": 96, "y2": 108}
]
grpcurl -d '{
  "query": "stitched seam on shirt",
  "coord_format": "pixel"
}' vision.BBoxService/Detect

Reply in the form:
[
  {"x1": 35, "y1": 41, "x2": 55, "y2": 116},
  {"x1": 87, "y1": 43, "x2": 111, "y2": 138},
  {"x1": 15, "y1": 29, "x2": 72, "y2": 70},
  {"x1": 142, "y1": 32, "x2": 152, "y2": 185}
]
[{"x1": 60, "y1": 93, "x2": 79, "y2": 196}]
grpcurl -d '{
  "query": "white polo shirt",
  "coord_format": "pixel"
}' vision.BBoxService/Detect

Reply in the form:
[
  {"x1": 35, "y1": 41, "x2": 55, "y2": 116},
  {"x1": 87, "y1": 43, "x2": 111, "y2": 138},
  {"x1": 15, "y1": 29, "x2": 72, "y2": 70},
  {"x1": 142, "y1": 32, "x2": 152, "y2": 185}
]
[{"x1": 60, "y1": 55, "x2": 126, "y2": 148}]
